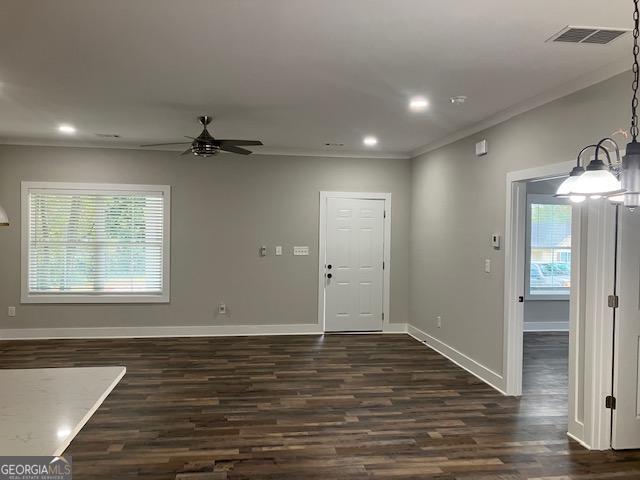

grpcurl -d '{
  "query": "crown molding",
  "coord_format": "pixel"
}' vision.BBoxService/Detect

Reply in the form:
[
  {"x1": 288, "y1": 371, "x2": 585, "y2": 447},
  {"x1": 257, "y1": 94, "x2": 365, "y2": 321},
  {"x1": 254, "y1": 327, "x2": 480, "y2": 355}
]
[
  {"x1": 0, "y1": 140, "x2": 409, "y2": 160},
  {"x1": 410, "y1": 56, "x2": 631, "y2": 159},
  {"x1": 252, "y1": 147, "x2": 410, "y2": 159}
]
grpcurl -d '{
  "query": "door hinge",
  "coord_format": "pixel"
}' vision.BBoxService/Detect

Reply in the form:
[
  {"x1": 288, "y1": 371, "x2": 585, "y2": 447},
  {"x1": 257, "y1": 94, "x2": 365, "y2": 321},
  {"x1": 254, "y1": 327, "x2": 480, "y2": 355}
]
[
  {"x1": 382, "y1": 312, "x2": 385, "y2": 320},
  {"x1": 383, "y1": 210, "x2": 386, "y2": 218},
  {"x1": 606, "y1": 395, "x2": 617, "y2": 410},
  {"x1": 382, "y1": 261, "x2": 385, "y2": 270},
  {"x1": 608, "y1": 295, "x2": 619, "y2": 309}
]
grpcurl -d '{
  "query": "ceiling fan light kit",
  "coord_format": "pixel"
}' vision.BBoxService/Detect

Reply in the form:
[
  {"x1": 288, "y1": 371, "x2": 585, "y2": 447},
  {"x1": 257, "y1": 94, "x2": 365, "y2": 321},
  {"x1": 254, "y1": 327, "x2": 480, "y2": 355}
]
[
  {"x1": 141, "y1": 115, "x2": 263, "y2": 157},
  {"x1": 557, "y1": 0, "x2": 640, "y2": 210}
]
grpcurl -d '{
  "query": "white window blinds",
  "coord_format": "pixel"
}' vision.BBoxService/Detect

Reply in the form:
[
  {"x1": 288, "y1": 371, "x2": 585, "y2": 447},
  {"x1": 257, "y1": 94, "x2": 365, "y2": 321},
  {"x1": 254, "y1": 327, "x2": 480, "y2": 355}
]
[
  {"x1": 23, "y1": 183, "x2": 170, "y2": 303},
  {"x1": 528, "y1": 201, "x2": 572, "y2": 297}
]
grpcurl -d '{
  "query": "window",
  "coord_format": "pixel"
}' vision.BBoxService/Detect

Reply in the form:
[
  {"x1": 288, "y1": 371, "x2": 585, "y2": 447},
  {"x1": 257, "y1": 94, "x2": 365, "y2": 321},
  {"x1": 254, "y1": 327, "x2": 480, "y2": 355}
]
[
  {"x1": 21, "y1": 182, "x2": 170, "y2": 303},
  {"x1": 526, "y1": 195, "x2": 572, "y2": 298}
]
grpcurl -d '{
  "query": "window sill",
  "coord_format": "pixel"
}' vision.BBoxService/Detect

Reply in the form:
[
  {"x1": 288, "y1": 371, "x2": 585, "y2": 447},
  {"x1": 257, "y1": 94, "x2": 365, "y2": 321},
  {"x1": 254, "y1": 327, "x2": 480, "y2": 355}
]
[
  {"x1": 524, "y1": 295, "x2": 570, "y2": 302},
  {"x1": 20, "y1": 293, "x2": 170, "y2": 304}
]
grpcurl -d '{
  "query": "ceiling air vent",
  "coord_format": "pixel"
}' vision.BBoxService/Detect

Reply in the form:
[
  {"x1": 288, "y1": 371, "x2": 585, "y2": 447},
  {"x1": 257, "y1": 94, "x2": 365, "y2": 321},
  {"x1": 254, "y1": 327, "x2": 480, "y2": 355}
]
[{"x1": 548, "y1": 26, "x2": 630, "y2": 45}]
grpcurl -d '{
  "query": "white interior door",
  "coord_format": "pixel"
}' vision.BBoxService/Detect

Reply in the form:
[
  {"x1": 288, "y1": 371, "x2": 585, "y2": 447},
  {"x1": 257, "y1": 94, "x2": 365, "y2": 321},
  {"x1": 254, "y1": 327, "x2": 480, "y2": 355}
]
[
  {"x1": 612, "y1": 207, "x2": 640, "y2": 449},
  {"x1": 323, "y1": 197, "x2": 385, "y2": 332}
]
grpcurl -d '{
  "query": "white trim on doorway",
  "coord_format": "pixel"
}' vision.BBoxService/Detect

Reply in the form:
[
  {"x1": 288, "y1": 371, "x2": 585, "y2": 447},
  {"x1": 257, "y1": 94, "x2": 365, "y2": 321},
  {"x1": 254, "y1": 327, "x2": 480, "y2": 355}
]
[
  {"x1": 582, "y1": 201, "x2": 618, "y2": 450},
  {"x1": 504, "y1": 161, "x2": 574, "y2": 397},
  {"x1": 318, "y1": 191, "x2": 392, "y2": 332}
]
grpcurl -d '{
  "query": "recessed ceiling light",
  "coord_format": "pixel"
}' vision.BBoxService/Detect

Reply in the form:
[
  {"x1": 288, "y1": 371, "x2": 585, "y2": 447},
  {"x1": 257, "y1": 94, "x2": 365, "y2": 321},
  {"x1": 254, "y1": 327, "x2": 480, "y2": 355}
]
[
  {"x1": 409, "y1": 96, "x2": 429, "y2": 112},
  {"x1": 450, "y1": 96, "x2": 468, "y2": 105},
  {"x1": 58, "y1": 124, "x2": 76, "y2": 134},
  {"x1": 363, "y1": 136, "x2": 378, "y2": 147}
]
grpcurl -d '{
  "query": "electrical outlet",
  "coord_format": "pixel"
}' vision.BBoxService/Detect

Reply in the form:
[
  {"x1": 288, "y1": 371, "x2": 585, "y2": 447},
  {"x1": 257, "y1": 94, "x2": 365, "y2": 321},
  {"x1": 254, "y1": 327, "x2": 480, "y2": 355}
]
[
  {"x1": 436, "y1": 315, "x2": 442, "y2": 328},
  {"x1": 8, "y1": 306, "x2": 16, "y2": 317},
  {"x1": 218, "y1": 303, "x2": 227, "y2": 315}
]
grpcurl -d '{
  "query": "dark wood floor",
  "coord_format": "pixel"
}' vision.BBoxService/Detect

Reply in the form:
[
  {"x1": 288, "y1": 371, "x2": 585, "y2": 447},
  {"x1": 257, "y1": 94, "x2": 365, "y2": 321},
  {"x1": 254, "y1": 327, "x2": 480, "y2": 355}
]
[
  {"x1": 2, "y1": 332, "x2": 640, "y2": 479},
  {"x1": 522, "y1": 332, "x2": 569, "y2": 418}
]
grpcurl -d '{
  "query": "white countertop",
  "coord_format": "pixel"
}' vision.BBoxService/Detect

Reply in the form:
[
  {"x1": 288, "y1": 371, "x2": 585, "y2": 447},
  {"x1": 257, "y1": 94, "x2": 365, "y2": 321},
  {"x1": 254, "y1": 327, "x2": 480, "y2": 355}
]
[{"x1": 0, "y1": 366, "x2": 126, "y2": 456}]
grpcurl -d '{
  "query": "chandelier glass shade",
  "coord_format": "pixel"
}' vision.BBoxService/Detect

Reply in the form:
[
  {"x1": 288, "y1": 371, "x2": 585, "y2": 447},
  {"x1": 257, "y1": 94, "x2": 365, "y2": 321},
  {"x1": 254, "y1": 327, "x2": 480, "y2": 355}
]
[
  {"x1": 569, "y1": 168, "x2": 622, "y2": 196},
  {"x1": 556, "y1": 166, "x2": 584, "y2": 196}
]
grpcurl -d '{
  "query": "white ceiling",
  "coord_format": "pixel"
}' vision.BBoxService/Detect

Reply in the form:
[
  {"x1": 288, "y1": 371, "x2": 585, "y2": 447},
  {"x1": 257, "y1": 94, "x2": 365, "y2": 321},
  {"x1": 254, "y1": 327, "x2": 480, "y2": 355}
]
[{"x1": 0, "y1": 0, "x2": 633, "y2": 157}]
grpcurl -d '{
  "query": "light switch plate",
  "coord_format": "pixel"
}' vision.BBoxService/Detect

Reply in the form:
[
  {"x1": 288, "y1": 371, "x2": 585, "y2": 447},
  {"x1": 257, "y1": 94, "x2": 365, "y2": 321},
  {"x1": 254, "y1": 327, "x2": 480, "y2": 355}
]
[
  {"x1": 293, "y1": 246, "x2": 309, "y2": 256},
  {"x1": 275, "y1": 246, "x2": 282, "y2": 256},
  {"x1": 484, "y1": 259, "x2": 491, "y2": 273}
]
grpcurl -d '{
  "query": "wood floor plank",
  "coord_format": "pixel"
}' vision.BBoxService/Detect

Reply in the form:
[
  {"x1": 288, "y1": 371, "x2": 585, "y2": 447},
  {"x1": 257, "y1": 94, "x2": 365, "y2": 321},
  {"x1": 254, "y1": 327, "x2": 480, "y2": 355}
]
[{"x1": 1, "y1": 332, "x2": 639, "y2": 479}]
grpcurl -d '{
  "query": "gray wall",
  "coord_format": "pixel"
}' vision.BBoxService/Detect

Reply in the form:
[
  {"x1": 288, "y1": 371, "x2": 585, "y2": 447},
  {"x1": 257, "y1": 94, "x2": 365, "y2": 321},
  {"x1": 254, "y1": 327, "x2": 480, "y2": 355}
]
[
  {"x1": 410, "y1": 72, "x2": 630, "y2": 374},
  {"x1": 0, "y1": 146, "x2": 410, "y2": 329},
  {"x1": 524, "y1": 301, "x2": 569, "y2": 329}
]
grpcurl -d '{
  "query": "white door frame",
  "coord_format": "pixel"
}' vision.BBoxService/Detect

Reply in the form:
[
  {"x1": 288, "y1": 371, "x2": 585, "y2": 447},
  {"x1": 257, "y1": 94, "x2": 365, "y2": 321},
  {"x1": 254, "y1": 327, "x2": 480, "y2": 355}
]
[
  {"x1": 504, "y1": 161, "x2": 574, "y2": 396},
  {"x1": 318, "y1": 191, "x2": 392, "y2": 332},
  {"x1": 504, "y1": 161, "x2": 616, "y2": 450},
  {"x1": 583, "y1": 201, "x2": 617, "y2": 450}
]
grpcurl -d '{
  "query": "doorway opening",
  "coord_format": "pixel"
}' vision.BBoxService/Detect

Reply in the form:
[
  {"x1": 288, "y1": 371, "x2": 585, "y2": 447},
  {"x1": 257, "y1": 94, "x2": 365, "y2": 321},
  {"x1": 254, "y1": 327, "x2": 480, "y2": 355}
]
[
  {"x1": 504, "y1": 161, "x2": 619, "y2": 450},
  {"x1": 522, "y1": 177, "x2": 572, "y2": 432}
]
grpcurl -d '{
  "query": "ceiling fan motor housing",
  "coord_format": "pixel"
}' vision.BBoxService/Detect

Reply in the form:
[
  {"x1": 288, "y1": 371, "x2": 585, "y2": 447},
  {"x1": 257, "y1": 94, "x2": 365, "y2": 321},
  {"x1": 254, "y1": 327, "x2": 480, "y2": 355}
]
[
  {"x1": 190, "y1": 140, "x2": 219, "y2": 156},
  {"x1": 192, "y1": 120, "x2": 219, "y2": 156}
]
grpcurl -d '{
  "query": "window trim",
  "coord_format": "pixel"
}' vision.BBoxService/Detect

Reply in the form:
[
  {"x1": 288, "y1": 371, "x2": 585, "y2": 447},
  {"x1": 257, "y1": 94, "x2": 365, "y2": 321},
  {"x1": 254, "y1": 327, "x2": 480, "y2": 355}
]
[
  {"x1": 525, "y1": 193, "x2": 571, "y2": 301},
  {"x1": 21, "y1": 181, "x2": 171, "y2": 304}
]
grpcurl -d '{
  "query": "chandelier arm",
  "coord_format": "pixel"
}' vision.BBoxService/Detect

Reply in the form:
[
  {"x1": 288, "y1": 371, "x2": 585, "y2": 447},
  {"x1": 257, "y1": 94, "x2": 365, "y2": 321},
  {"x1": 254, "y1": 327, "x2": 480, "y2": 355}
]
[
  {"x1": 595, "y1": 138, "x2": 621, "y2": 166},
  {"x1": 592, "y1": 143, "x2": 612, "y2": 165},
  {"x1": 576, "y1": 144, "x2": 598, "y2": 167}
]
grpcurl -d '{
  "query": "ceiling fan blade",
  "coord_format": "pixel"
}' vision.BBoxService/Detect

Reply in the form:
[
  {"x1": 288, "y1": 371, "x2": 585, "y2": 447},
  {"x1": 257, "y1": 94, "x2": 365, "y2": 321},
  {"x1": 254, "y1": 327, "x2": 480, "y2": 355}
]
[
  {"x1": 140, "y1": 142, "x2": 191, "y2": 147},
  {"x1": 220, "y1": 145, "x2": 252, "y2": 155},
  {"x1": 180, "y1": 148, "x2": 193, "y2": 156},
  {"x1": 217, "y1": 140, "x2": 263, "y2": 146}
]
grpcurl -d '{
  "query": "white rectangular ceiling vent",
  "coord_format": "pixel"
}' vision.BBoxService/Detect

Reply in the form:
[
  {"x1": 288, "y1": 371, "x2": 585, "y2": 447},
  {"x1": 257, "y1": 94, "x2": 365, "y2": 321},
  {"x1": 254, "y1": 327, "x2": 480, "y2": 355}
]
[{"x1": 548, "y1": 26, "x2": 630, "y2": 45}]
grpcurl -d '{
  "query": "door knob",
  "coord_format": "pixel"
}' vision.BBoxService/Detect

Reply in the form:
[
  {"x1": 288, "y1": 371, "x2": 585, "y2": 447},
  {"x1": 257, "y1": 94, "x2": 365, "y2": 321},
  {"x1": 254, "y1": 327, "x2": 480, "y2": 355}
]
[
  {"x1": 327, "y1": 264, "x2": 333, "y2": 269},
  {"x1": 326, "y1": 273, "x2": 333, "y2": 279}
]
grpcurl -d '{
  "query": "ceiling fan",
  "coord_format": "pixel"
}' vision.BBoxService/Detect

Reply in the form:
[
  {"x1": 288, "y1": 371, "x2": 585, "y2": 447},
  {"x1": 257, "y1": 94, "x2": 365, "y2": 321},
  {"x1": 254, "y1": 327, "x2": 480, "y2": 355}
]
[{"x1": 141, "y1": 116, "x2": 263, "y2": 156}]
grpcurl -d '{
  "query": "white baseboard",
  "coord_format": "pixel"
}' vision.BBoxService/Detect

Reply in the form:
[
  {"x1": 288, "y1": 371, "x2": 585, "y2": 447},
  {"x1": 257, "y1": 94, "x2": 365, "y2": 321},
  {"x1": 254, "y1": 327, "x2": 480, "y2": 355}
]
[
  {"x1": 0, "y1": 322, "x2": 409, "y2": 340},
  {"x1": 524, "y1": 321, "x2": 569, "y2": 332},
  {"x1": 567, "y1": 431, "x2": 591, "y2": 450},
  {"x1": 407, "y1": 324, "x2": 506, "y2": 395},
  {"x1": 0, "y1": 323, "x2": 324, "y2": 340},
  {"x1": 383, "y1": 323, "x2": 408, "y2": 334}
]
